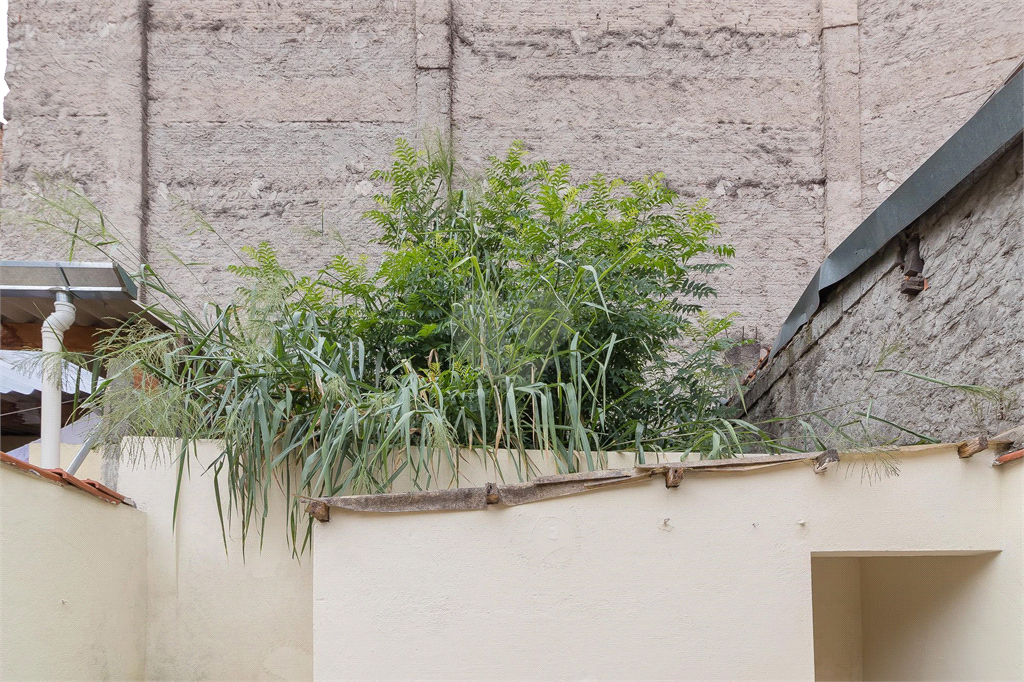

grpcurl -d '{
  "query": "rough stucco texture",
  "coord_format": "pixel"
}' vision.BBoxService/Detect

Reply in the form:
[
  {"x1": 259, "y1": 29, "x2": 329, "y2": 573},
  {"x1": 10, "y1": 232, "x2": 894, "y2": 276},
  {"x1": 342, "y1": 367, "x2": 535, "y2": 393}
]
[
  {"x1": 2, "y1": 0, "x2": 1023, "y2": 338},
  {"x1": 141, "y1": 0, "x2": 416, "y2": 303},
  {"x1": 857, "y1": 0, "x2": 1024, "y2": 219},
  {"x1": 451, "y1": 0, "x2": 825, "y2": 333},
  {"x1": 1, "y1": 0, "x2": 147, "y2": 267},
  {"x1": 747, "y1": 143, "x2": 1024, "y2": 443}
]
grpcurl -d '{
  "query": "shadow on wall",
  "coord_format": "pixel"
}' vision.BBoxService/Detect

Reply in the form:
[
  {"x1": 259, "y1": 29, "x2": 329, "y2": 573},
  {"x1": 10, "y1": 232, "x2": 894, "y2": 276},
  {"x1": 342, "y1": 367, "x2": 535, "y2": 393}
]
[{"x1": 812, "y1": 553, "x2": 1002, "y2": 682}]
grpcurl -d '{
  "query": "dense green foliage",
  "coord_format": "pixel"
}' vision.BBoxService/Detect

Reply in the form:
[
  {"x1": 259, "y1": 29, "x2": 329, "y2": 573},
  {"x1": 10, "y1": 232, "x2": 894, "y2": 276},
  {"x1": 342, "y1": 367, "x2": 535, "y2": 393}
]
[
  {"x1": 80, "y1": 140, "x2": 775, "y2": 548},
  {"x1": 240, "y1": 141, "x2": 743, "y2": 450},
  {"x1": 11, "y1": 139, "x2": 994, "y2": 555}
]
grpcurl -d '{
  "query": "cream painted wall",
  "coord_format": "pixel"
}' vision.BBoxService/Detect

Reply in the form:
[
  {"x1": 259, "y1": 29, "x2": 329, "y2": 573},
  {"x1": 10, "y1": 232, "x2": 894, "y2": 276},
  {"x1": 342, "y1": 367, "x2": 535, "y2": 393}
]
[
  {"x1": 21, "y1": 441, "x2": 105, "y2": 481},
  {"x1": 858, "y1": 460, "x2": 1023, "y2": 681},
  {"x1": 860, "y1": 553, "x2": 1001, "y2": 681},
  {"x1": 812, "y1": 557, "x2": 863, "y2": 681},
  {"x1": 813, "y1": 551, "x2": 1020, "y2": 682},
  {"x1": 115, "y1": 440, "x2": 313, "y2": 682},
  {"x1": 5, "y1": 438, "x2": 1017, "y2": 681},
  {"x1": 0, "y1": 466, "x2": 148, "y2": 681},
  {"x1": 313, "y1": 446, "x2": 1022, "y2": 681}
]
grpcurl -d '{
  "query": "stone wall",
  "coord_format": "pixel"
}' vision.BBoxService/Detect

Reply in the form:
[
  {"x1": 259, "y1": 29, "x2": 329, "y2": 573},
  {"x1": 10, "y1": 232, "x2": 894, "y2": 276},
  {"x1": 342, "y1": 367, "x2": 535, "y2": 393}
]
[
  {"x1": 745, "y1": 141, "x2": 1023, "y2": 444},
  {"x1": 2, "y1": 0, "x2": 1022, "y2": 337}
]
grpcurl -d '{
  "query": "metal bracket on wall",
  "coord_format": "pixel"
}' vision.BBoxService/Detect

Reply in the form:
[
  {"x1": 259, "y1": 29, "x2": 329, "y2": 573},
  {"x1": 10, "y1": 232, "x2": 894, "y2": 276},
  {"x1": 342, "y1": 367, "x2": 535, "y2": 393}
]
[
  {"x1": 769, "y1": 67, "x2": 1023, "y2": 359},
  {"x1": 899, "y1": 236, "x2": 926, "y2": 294}
]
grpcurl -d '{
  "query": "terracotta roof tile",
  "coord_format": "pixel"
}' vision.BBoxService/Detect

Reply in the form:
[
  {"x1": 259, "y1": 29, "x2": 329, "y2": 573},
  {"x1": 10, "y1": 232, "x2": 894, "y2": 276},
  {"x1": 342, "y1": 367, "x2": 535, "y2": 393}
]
[
  {"x1": 81, "y1": 478, "x2": 128, "y2": 503},
  {"x1": 0, "y1": 451, "x2": 134, "y2": 506}
]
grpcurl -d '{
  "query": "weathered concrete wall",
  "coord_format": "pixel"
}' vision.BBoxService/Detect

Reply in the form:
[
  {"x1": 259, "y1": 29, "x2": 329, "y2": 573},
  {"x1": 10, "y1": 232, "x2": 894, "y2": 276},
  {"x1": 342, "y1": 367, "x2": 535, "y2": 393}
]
[
  {"x1": 142, "y1": 0, "x2": 421, "y2": 299},
  {"x1": 451, "y1": 1, "x2": 825, "y2": 333},
  {"x1": 745, "y1": 142, "x2": 1023, "y2": 443},
  {"x1": 1, "y1": 1, "x2": 148, "y2": 268},
  {"x1": 2, "y1": 0, "x2": 1022, "y2": 336},
  {"x1": 857, "y1": 1, "x2": 1024, "y2": 219}
]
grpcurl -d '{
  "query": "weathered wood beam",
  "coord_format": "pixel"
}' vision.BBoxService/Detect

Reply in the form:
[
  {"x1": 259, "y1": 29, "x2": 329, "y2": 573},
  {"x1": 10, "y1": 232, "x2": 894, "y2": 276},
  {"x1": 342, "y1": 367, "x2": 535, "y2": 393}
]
[
  {"x1": 307, "y1": 433, "x2": 1024, "y2": 517},
  {"x1": 319, "y1": 487, "x2": 490, "y2": 513},
  {"x1": 957, "y1": 435, "x2": 989, "y2": 459},
  {"x1": 637, "y1": 453, "x2": 816, "y2": 470},
  {"x1": 582, "y1": 472, "x2": 654, "y2": 490},
  {"x1": 493, "y1": 479, "x2": 598, "y2": 506},
  {"x1": 311, "y1": 457, "x2": 814, "y2": 516},
  {"x1": 305, "y1": 498, "x2": 331, "y2": 522},
  {"x1": 990, "y1": 424, "x2": 1024, "y2": 466},
  {"x1": 1, "y1": 321, "x2": 104, "y2": 353},
  {"x1": 814, "y1": 449, "x2": 840, "y2": 473},
  {"x1": 532, "y1": 469, "x2": 633, "y2": 485},
  {"x1": 992, "y1": 424, "x2": 1024, "y2": 447}
]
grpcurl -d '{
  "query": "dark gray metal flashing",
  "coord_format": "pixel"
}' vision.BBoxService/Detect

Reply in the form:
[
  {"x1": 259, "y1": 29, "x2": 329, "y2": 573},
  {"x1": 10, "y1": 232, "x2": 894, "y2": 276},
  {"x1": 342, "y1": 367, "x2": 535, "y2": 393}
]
[{"x1": 770, "y1": 67, "x2": 1024, "y2": 359}]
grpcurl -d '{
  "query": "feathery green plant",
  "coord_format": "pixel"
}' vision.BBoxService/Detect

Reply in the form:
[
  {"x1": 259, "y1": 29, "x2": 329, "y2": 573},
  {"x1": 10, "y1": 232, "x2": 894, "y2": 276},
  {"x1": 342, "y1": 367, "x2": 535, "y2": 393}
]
[
  {"x1": 62, "y1": 139, "x2": 776, "y2": 550},
  {"x1": 15, "y1": 139, "x2": 973, "y2": 554}
]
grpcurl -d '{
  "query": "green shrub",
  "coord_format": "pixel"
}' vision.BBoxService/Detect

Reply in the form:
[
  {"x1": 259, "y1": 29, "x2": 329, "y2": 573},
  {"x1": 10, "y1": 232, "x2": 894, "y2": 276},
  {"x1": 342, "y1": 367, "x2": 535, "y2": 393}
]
[{"x1": 83, "y1": 139, "x2": 767, "y2": 549}]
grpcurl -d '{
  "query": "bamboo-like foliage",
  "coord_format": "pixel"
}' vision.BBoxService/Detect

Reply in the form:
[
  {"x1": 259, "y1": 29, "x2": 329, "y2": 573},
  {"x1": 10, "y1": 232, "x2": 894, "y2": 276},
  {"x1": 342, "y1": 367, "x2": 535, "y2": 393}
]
[
  {"x1": 61, "y1": 139, "x2": 786, "y2": 550},
  {"x1": 15, "y1": 140, "x2": 972, "y2": 554}
]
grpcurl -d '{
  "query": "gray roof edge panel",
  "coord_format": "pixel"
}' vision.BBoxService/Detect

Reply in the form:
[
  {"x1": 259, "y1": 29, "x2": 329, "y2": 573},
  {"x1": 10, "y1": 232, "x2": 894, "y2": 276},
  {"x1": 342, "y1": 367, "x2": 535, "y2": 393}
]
[
  {"x1": 0, "y1": 261, "x2": 139, "y2": 300},
  {"x1": 772, "y1": 271, "x2": 822, "y2": 364},
  {"x1": 768, "y1": 68, "x2": 1024, "y2": 360}
]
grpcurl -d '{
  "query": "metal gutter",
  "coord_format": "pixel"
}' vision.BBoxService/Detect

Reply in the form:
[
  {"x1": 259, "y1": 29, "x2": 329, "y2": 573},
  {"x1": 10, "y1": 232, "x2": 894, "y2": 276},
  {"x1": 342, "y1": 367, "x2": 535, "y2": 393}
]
[{"x1": 770, "y1": 66, "x2": 1024, "y2": 359}]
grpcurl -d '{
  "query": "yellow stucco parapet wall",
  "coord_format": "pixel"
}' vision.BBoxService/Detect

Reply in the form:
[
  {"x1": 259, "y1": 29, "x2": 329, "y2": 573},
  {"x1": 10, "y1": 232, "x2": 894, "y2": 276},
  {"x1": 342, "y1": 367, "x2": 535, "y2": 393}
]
[{"x1": 312, "y1": 431, "x2": 1023, "y2": 681}]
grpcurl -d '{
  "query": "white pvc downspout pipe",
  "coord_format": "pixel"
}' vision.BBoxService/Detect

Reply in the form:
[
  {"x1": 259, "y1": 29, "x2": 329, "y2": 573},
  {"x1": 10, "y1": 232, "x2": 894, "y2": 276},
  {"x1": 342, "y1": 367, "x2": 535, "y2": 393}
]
[{"x1": 41, "y1": 291, "x2": 76, "y2": 470}]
